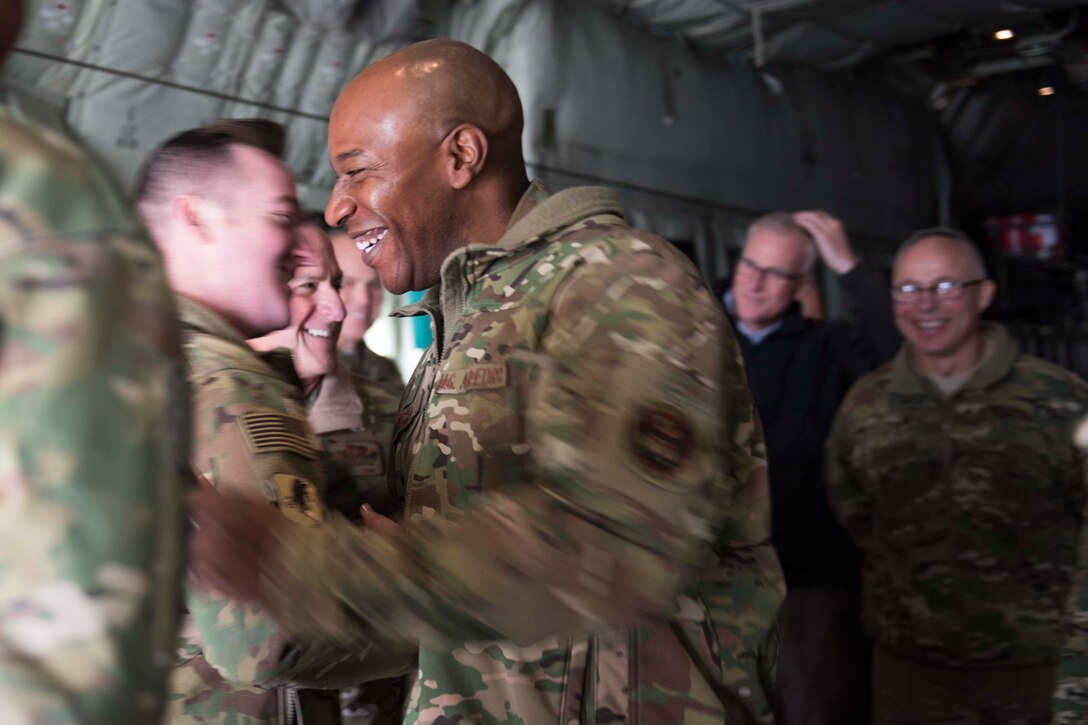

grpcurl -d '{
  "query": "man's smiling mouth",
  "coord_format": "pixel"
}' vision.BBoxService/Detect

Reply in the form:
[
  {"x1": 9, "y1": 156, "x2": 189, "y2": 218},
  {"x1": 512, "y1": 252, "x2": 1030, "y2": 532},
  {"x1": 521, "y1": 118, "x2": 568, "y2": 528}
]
[{"x1": 355, "y1": 228, "x2": 388, "y2": 253}]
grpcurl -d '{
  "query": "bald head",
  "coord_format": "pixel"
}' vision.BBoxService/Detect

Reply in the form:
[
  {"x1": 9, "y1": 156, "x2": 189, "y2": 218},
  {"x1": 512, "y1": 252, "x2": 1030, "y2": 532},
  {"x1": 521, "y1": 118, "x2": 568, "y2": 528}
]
[
  {"x1": 334, "y1": 39, "x2": 524, "y2": 165},
  {"x1": 892, "y1": 228, "x2": 986, "y2": 280},
  {"x1": 325, "y1": 39, "x2": 530, "y2": 294}
]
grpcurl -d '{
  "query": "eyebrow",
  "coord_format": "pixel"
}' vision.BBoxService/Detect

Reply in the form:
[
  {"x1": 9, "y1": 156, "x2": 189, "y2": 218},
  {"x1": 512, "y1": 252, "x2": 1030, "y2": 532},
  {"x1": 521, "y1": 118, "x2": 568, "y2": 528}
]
[{"x1": 334, "y1": 149, "x2": 369, "y2": 165}]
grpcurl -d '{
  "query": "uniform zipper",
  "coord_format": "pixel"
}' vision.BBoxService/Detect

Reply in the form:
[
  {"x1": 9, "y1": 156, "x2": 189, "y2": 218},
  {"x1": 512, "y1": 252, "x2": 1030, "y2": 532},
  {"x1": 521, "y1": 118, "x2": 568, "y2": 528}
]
[{"x1": 405, "y1": 260, "x2": 470, "y2": 511}]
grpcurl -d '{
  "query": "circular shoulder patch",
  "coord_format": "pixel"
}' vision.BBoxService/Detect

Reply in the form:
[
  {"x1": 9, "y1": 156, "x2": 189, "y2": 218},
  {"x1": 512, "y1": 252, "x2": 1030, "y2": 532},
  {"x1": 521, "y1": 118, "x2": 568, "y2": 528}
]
[{"x1": 629, "y1": 403, "x2": 695, "y2": 479}]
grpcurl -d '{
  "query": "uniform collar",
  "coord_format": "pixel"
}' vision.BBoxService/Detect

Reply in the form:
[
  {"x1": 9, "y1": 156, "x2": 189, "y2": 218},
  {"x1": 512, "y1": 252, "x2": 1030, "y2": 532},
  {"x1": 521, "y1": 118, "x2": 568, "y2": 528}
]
[
  {"x1": 176, "y1": 296, "x2": 289, "y2": 380},
  {"x1": 389, "y1": 179, "x2": 626, "y2": 335},
  {"x1": 492, "y1": 179, "x2": 625, "y2": 252},
  {"x1": 176, "y1": 295, "x2": 248, "y2": 343},
  {"x1": 390, "y1": 287, "x2": 439, "y2": 319},
  {"x1": 307, "y1": 364, "x2": 364, "y2": 434}
]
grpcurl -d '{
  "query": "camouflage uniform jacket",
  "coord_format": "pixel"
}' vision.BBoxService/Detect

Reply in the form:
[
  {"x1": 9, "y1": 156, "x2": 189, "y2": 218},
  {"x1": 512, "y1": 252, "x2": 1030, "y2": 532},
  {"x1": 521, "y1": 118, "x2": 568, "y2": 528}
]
[
  {"x1": 0, "y1": 111, "x2": 188, "y2": 724},
  {"x1": 826, "y1": 324, "x2": 1088, "y2": 671},
  {"x1": 169, "y1": 298, "x2": 343, "y2": 725},
  {"x1": 340, "y1": 341, "x2": 403, "y2": 399},
  {"x1": 1055, "y1": 419, "x2": 1088, "y2": 723},
  {"x1": 310, "y1": 364, "x2": 402, "y2": 520},
  {"x1": 262, "y1": 180, "x2": 784, "y2": 724}
]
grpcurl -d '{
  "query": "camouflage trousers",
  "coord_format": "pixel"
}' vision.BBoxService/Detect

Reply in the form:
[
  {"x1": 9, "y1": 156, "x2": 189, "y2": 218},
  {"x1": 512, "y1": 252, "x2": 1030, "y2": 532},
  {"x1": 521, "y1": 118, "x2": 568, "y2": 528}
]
[{"x1": 872, "y1": 648, "x2": 1054, "y2": 725}]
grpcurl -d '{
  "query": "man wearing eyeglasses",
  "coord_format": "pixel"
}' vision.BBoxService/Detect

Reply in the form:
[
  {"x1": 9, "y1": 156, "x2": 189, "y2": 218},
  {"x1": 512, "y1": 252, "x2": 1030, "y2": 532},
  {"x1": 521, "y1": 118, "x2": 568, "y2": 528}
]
[
  {"x1": 717, "y1": 210, "x2": 898, "y2": 725},
  {"x1": 826, "y1": 228, "x2": 1088, "y2": 724}
]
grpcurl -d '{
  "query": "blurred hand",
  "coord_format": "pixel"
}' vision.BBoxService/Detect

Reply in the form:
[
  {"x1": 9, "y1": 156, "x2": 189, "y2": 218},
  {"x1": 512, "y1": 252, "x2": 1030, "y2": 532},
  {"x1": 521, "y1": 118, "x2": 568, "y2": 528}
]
[
  {"x1": 359, "y1": 504, "x2": 404, "y2": 540},
  {"x1": 793, "y1": 210, "x2": 859, "y2": 275},
  {"x1": 189, "y1": 486, "x2": 281, "y2": 603}
]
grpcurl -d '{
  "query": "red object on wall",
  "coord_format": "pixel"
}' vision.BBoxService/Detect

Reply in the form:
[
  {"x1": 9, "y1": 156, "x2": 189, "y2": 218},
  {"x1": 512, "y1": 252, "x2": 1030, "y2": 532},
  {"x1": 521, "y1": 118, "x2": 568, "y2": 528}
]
[{"x1": 986, "y1": 214, "x2": 1064, "y2": 258}]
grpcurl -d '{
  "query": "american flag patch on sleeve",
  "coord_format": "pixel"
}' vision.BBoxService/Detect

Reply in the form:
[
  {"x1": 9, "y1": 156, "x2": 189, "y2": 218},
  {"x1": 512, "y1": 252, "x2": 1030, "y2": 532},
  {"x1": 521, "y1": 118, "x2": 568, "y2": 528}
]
[{"x1": 238, "y1": 409, "x2": 319, "y2": 459}]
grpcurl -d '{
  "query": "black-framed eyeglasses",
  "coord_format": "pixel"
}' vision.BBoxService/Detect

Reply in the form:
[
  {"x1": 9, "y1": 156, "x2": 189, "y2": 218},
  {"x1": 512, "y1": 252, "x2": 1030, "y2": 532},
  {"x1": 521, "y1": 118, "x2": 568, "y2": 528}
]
[
  {"x1": 891, "y1": 278, "x2": 986, "y2": 303},
  {"x1": 736, "y1": 256, "x2": 806, "y2": 283}
]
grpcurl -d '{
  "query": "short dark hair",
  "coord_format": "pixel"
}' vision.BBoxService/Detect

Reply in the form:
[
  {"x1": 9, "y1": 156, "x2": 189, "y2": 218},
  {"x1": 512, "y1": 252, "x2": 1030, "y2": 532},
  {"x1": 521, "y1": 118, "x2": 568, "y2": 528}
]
[{"x1": 135, "y1": 118, "x2": 286, "y2": 208}]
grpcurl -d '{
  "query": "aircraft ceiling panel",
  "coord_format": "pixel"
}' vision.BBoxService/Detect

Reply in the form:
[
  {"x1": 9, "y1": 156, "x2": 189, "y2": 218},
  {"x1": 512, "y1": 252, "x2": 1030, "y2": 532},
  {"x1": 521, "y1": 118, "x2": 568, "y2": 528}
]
[{"x1": 585, "y1": 0, "x2": 1087, "y2": 67}]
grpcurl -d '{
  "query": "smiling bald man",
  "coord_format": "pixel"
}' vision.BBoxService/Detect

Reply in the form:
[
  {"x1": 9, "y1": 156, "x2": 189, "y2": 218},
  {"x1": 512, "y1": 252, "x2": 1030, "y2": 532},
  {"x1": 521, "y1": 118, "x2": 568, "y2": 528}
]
[
  {"x1": 827, "y1": 228, "x2": 1088, "y2": 724},
  {"x1": 192, "y1": 39, "x2": 784, "y2": 725}
]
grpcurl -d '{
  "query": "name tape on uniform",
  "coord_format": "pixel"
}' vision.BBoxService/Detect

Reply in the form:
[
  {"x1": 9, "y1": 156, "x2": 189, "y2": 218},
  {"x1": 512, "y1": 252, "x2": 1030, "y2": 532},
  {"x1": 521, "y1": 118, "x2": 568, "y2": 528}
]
[{"x1": 436, "y1": 363, "x2": 507, "y2": 394}]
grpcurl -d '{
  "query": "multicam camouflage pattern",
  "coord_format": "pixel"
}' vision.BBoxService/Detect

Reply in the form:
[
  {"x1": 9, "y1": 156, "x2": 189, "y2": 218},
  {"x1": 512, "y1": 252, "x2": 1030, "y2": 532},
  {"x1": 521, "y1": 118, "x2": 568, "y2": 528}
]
[
  {"x1": 1055, "y1": 416, "x2": 1088, "y2": 723},
  {"x1": 0, "y1": 110, "x2": 189, "y2": 724},
  {"x1": 340, "y1": 340, "x2": 403, "y2": 400},
  {"x1": 311, "y1": 365, "x2": 402, "y2": 520},
  {"x1": 261, "y1": 180, "x2": 784, "y2": 723},
  {"x1": 169, "y1": 298, "x2": 333, "y2": 725},
  {"x1": 826, "y1": 324, "x2": 1088, "y2": 677},
  {"x1": 873, "y1": 648, "x2": 1054, "y2": 725}
]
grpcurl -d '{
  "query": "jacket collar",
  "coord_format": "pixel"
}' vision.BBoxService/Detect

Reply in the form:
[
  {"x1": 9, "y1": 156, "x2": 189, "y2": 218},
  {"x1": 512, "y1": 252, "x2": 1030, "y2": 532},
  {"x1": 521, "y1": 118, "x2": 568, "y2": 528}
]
[
  {"x1": 391, "y1": 179, "x2": 627, "y2": 324},
  {"x1": 492, "y1": 179, "x2": 625, "y2": 252},
  {"x1": 889, "y1": 322, "x2": 1018, "y2": 395},
  {"x1": 177, "y1": 295, "x2": 290, "y2": 381},
  {"x1": 176, "y1": 295, "x2": 248, "y2": 342},
  {"x1": 307, "y1": 364, "x2": 364, "y2": 434}
]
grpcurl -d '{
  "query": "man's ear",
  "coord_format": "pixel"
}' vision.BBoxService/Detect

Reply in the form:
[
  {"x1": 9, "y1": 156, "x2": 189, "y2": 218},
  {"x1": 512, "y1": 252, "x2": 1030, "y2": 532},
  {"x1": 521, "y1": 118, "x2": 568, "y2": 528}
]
[
  {"x1": 443, "y1": 124, "x2": 488, "y2": 190},
  {"x1": 173, "y1": 195, "x2": 218, "y2": 243},
  {"x1": 976, "y1": 278, "x2": 997, "y2": 313}
]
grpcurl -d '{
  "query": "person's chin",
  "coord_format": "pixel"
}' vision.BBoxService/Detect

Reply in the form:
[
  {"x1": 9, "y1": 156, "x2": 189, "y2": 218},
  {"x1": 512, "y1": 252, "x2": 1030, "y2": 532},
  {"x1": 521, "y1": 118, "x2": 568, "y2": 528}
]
[
  {"x1": 911, "y1": 336, "x2": 957, "y2": 358},
  {"x1": 381, "y1": 276, "x2": 411, "y2": 296},
  {"x1": 315, "y1": 356, "x2": 337, "y2": 378},
  {"x1": 342, "y1": 320, "x2": 366, "y2": 341}
]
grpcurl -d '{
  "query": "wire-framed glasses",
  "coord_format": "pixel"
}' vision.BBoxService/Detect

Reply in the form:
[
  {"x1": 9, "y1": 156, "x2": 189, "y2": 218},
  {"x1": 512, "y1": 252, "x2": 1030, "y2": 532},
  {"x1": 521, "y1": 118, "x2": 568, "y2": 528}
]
[{"x1": 891, "y1": 278, "x2": 985, "y2": 304}]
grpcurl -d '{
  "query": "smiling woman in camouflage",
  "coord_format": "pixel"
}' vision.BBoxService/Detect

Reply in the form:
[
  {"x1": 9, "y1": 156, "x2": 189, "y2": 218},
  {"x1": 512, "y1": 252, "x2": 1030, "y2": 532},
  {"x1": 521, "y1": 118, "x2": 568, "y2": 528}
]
[
  {"x1": 248, "y1": 223, "x2": 407, "y2": 722},
  {"x1": 249, "y1": 223, "x2": 402, "y2": 525}
]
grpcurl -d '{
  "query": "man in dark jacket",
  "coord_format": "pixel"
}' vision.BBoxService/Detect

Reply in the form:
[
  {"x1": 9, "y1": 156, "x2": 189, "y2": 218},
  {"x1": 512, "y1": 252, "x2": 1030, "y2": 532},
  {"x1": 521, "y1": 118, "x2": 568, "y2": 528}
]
[{"x1": 716, "y1": 210, "x2": 899, "y2": 725}]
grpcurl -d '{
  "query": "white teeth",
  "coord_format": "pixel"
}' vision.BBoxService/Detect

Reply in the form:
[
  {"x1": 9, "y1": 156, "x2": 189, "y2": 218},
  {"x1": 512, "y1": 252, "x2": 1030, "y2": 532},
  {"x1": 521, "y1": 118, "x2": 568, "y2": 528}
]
[
  {"x1": 917, "y1": 321, "x2": 945, "y2": 329},
  {"x1": 305, "y1": 328, "x2": 330, "y2": 338},
  {"x1": 355, "y1": 229, "x2": 388, "y2": 253}
]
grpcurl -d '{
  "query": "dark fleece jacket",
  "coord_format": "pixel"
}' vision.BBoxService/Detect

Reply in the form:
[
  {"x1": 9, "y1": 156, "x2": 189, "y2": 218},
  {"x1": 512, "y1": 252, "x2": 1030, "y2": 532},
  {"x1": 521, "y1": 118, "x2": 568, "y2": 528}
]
[{"x1": 716, "y1": 261, "x2": 900, "y2": 586}]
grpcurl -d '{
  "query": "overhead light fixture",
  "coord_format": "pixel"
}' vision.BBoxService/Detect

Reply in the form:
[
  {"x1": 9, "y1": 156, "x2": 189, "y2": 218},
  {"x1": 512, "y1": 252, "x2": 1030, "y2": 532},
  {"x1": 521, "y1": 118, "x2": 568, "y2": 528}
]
[
  {"x1": 1039, "y1": 86, "x2": 1055, "y2": 96},
  {"x1": 994, "y1": 29, "x2": 1015, "y2": 40}
]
